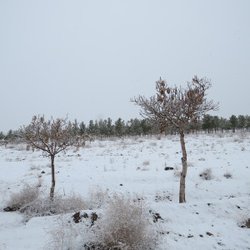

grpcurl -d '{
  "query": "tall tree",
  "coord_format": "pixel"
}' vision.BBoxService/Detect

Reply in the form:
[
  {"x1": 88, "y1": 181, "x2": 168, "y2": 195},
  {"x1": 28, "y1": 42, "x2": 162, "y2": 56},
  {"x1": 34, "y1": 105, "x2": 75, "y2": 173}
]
[
  {"x1": 22, "y1": 115, "x2": 84, "y2": 199},
  {"x1": 79, "y1": 121, "x2": 86, "y2": 135},
  {"x1": 72, "y1": 119, "x2": 80, "y2": 136},
  {"x1": 246, "y1": 116, "x2": 250, "y2": 131},
  {"x1": 0, "y1": 131, "x2": 5, "y2": 140},
  {"x1": 132, "y1": 76, "x2": 218, "y2": 203},
  {"x1": 106, "y1": 117, "x2": 114, "y2": 136},
  {"x1": 229, "y1": 115, "x2": 238, "y2": 133},
  {"x1": 140, "y1": 119, "x2": 152, "y2": 135},
  {"x1": 115, "y1": 118, "x2": 125, "y2": 136},
  {"x1": 237, "y1": 115, "x2": 246, "y2": 129},
  {"x1": 202, "y1": 115, "x2": 213, "y2": 133},
  {"x1": 88, "y1": 120, "x2": 95, "y2": 135},
  {"x1": 212, "y1": 116, "x2": 220, "y2": 132},
  {"x1": 128, "y1": 118, "x2": 143, "y2": 135}
]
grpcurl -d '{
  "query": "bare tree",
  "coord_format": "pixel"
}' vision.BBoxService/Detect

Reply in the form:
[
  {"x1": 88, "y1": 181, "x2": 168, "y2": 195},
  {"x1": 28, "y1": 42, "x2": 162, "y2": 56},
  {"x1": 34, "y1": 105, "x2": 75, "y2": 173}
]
[
  {"x1": 22, "y1": 115, "x2": 84, "y2": 199},
  {"x1": 132, "y1": 76, "x2": 218, "y2": 203}
]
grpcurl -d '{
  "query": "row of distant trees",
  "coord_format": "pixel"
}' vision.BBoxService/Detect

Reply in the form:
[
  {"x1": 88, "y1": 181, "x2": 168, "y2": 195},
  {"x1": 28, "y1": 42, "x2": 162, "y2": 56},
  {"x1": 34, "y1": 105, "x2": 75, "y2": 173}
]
[
  {"x1": 201, "y1": 114, "x2": 250, "y2": 133},
  {"x1": 0, "y1": 114, "x2": 249, "y2": 142},
  {"x1": 73, "y1": 118, "x2": 153, "y2": 137},
  {"x1": 74, "y1": 115, "x2": 250, "y2": 136},
  {"x1": 0, "y1": 118, "x2": 153, "y2": 142}
]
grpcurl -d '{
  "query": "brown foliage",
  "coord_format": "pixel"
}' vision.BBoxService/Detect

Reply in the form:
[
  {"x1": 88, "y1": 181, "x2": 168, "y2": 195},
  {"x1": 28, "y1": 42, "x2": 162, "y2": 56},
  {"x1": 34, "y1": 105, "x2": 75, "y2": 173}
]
[
  {"x1": 22, "y1": 115, "x2": 84, "y2": 156},
  {"x1": 132, "y1": 76, "x2": 218, "y2": 131}
]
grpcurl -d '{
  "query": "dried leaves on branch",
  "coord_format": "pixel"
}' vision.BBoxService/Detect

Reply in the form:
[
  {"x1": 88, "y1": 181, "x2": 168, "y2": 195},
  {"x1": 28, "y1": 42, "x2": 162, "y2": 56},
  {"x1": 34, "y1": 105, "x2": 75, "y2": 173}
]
[
  {"x1": 132, "y1": 76, "x2": 218, "y2": 131},
  {"x1": 23, "y1": 115, "x2": 84, "y2": 155}
]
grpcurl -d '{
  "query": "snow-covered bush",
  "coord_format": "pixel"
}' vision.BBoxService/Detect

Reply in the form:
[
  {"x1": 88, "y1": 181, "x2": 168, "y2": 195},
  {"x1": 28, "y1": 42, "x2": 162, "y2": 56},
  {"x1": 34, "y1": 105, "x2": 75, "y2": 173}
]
[
  {"x1": 84, "y1": 194, "x2": 158, "y2": 250},
  {"x1": 20, "y1": 194, "x2": 86, "y2": 218},
  {"x1": 87, "y1": 186, "x2": 109, "y2": 209},
  {"x1": 5, "y1": 184, "x2": 86, "y2": 218},
  {"x1": 6, "y1": 183, "x2": 39, "y2": 211},
  {"x1": 48, "y1": 216, "x2": 82, "y2": 250}
]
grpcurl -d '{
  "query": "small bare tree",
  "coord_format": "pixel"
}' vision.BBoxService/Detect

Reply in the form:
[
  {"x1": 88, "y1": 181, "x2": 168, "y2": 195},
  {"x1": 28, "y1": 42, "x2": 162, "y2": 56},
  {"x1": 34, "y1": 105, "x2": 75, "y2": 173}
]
[
  {"x1": 22, "y1": 115, "x2": 84, "y2": 199},
  {"x1": 132, "y1": 76, "x2": 218, "y2": 203}
]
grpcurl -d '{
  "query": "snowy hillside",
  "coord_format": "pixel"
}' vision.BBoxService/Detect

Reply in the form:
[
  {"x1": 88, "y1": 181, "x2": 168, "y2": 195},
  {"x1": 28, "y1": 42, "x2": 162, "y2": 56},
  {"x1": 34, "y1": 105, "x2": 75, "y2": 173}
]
[{"x1": 0, "y1": 132, "x2": 250, "y2": 249}]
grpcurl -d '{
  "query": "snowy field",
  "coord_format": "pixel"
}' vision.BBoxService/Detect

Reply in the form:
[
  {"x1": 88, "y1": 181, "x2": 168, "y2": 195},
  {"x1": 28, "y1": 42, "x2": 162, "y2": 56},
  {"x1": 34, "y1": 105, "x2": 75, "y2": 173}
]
[{"x1": 0, "y1": 132, "x2": 250, "y2": 249}]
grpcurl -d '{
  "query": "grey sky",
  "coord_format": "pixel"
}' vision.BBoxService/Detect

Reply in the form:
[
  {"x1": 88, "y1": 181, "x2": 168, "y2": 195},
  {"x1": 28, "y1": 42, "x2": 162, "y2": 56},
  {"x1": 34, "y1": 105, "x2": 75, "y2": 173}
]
[{"x1": 0, "y1": 0, "x2": 250, "y2": 132}]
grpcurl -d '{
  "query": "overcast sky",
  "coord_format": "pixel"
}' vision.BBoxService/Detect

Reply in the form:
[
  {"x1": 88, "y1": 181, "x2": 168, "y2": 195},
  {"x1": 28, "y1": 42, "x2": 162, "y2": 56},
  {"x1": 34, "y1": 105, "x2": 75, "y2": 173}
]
[{"x1": 0, "y1": 0, "x2": 249, "y2": 132}]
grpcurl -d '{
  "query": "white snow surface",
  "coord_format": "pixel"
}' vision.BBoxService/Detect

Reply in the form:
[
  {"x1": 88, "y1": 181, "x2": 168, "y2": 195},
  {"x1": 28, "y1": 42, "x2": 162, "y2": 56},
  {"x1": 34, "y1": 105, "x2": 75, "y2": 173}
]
[{"x1": 0, "y1": 132, "x2": 250, "y2": 249}]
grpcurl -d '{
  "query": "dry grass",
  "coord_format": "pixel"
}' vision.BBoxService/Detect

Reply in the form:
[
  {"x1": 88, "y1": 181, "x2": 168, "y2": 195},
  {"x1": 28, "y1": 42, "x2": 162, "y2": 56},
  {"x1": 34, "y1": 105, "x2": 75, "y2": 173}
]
[
  {"x1": 20, "y1": 194, "x2": 86, "y2": 218},
  {"x1": 6, "y1": 183, "x2": 40, "y2": 211},
  {"x1": 85, "y1": 194, "x2": 158, "y2": 249},
  {"x1": 5, "y1": 183, "x2": 86, "y2": 218},
  {"x1": 87, "y1": 186, "x2": 109, "y2": 209}
]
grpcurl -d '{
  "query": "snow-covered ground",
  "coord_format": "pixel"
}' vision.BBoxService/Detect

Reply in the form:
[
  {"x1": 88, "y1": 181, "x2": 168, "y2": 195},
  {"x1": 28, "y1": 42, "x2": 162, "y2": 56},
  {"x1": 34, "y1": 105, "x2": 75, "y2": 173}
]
[{"x1": 0, "y1": 132, "x2": 250, "y2": 249}]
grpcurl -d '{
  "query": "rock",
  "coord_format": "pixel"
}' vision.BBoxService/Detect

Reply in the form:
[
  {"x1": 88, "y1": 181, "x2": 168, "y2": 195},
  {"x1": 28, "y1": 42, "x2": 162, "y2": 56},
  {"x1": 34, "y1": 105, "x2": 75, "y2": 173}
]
[
  {"x1": 72, "y1": 211, "x2": 98, "y2": 225},
  {"x1": 206, "y1": 232, "x2": 214, "y2": 236},
  {"x1": 41, "y1": 171, "x2": 45, "y2": 174},
  {"x1": 149, "y1": 210, "x2": 163, "y2": 223},
  {"x1": 72, "y1": 211, "x2": 81, "y2": 223},
  {"x1": 90, "y1": 212, "x2": 98, "y2": 226},
  {"x1": 3, "y1": 206, "x2": 19, "y2": 212},
  {"x1": 164, "y1": 167, "x2": 174, "y2": 171}
]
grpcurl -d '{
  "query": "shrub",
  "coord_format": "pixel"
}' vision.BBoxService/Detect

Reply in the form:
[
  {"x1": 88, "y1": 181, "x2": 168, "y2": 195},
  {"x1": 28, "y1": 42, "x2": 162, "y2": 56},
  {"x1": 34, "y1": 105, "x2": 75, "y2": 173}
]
[
  {"x1": 5, "y1": 184, "x2": 86, "y2": 218},
  {"x1": 84, "y1": 195, "x2": 158, "y2": 250},
  {"x1": 48, "y1": 217, "x2": 81, "y2": 250},
  {"x1": 87, "y1": 186, "x2": 109, "y2": 209},
  {"x1": 5, "y1": 183, "x2": 39, "y2": 211},
  {"x1": 199, "y1": 168, "x2": 213, "y2": 180},
  {"x1": 20, "y1": 194, "x2": 86, "y2": 218}
]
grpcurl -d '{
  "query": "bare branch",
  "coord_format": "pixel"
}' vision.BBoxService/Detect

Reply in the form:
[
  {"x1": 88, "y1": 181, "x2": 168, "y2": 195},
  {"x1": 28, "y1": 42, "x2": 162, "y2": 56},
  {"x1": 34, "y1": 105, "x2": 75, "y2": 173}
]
[
  {"x1": 132, "y1": 76, "x2": 219, "y2": 132},
  {"x1": 21, "y1": 115, "x2": 85, "y2": 199}
]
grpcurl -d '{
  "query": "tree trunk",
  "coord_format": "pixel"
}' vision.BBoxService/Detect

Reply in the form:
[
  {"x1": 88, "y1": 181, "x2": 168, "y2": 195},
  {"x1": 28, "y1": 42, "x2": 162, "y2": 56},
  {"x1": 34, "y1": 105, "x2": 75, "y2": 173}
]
[
  {"x1": 50, "y1": 154, "x2": 55, "y2": 200},
  {"x1": 179, "y1": 130, "x2": 188, "y2": 203}
]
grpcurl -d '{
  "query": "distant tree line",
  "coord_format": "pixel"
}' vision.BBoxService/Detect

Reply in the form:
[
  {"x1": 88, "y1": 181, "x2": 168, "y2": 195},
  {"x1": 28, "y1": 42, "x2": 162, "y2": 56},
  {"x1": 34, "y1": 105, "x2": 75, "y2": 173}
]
[
  {"x1": 201, "y1": 114, "x2": 250, "y2": 133},
  {"x1": 70, "y1": 118, "x2": 154, "y2": 137},
  {"x1": 1, "y1": 115, "x2": 250, "y2": 143}
]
